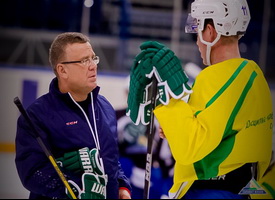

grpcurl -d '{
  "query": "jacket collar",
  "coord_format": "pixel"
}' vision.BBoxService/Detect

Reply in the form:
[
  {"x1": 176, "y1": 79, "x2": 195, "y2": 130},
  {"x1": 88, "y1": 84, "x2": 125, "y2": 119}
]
[{"x1": 49, "y1": 77, "x2": 100, "y2": 103}]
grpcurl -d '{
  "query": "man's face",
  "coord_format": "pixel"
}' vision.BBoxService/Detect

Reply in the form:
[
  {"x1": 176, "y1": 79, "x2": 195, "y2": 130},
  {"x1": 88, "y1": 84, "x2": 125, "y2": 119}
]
[{"x1": 62, "y1": 42, "x2": 98, "y2": 95}]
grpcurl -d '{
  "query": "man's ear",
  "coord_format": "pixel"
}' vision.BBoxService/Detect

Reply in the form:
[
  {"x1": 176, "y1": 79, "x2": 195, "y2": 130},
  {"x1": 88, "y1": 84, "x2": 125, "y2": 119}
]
[
  {"x1": 56, "y1": 64, "x2": 68, "y2": 79},
  {"x1": 206, "y1": 23, "x2": 218, "y2": 42}
]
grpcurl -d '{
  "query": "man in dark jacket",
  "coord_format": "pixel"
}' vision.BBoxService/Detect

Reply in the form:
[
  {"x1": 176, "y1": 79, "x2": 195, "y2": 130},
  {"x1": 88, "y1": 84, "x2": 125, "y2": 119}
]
[{"x1": 15, "y1": 32, "x2": 131, "y2": 199}]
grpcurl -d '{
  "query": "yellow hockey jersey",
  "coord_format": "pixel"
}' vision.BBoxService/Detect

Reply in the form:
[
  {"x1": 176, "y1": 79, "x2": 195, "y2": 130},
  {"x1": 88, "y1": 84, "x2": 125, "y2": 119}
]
[{"x1": 154, "y1": 58, "x2": 273, "y2": 198}]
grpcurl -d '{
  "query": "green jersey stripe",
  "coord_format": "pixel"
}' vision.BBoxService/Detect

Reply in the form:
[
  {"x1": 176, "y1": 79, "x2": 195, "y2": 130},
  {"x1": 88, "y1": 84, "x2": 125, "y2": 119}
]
[
  {"x1": 194, "y1": 70, "x2": 258, "y2": 179},
  {"x1": 194, "y1": 60, "x2": 248, "y2": 117}
]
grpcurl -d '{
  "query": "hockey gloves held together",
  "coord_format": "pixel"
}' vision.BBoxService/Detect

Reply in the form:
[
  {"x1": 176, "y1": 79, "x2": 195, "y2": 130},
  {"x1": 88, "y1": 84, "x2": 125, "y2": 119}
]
[
  {"x1": 57, "y1": 147, "x2": 107, "y2": 199},
  {"x1": 127, "y1": 41, "x2": 192, "y2": 125}
]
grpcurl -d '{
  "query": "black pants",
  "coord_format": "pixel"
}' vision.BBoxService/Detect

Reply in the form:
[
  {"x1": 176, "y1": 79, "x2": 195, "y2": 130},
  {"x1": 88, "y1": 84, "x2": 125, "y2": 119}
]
[{"x1": 181, "y1": 163, "x2": 253, "y2": 199}]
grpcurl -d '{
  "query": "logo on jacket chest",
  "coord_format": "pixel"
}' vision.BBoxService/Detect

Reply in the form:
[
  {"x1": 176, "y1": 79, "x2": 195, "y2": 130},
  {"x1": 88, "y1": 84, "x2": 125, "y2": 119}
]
[{"x1": 66, "y1": 121, "x2": 78, "y2": 126}]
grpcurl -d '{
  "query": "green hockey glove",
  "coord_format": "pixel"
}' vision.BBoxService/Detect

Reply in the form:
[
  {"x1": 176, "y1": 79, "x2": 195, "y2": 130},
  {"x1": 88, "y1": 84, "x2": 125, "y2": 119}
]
[
  {"x1": 140, "y1": 41, "x2": 165, "y2": 51},
  {"x1": 127, "y1": 82, "x2": 154, "y2": 125},
  {"x1": 143, "y1": 41, "x2": 192, "y2": 103},
  {"x1": 66, "y1": 173, "x2": 107, "y2": 199},
  {"x1": 56, "y1": 147, "x2": 93, "y2": 174},
  {"x1": 127, "y1": 51, "x2": 153, "y2": 125},
  {"x1": 127, "y1": 40, "x2": 192, "y2": 124}
]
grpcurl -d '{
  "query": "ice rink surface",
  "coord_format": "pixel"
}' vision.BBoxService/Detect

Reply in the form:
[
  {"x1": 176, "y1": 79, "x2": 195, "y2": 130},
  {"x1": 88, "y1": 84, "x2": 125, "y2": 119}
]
[{"x1": 0, "y1": 153, "x2": 29, "y2": 198}]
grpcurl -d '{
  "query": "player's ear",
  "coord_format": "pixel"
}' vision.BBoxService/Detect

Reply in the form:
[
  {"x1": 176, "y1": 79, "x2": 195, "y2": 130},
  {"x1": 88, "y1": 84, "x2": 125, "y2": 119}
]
[
  {"x1": 208, "y1": 24, "x2": 218, "y2": 42},
  {"x1": 56, "y1": 63, "x2": 68, "y2": 79},
  {"x1": 204, "y1": 23, "x2": 217, "y2": 43}
]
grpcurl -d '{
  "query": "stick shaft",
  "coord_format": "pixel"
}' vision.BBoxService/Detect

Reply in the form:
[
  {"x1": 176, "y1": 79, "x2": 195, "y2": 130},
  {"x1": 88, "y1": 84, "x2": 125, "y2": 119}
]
[
  {"x1": 14, "y1": 97, "x2": 77, "y2": 199},
  {"x1": 143, "y1": 76, "x2": 158, "y2": 199}
]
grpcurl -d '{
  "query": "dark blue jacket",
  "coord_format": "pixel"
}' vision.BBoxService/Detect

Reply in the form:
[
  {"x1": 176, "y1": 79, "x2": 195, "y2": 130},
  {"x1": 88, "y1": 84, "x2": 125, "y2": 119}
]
[{"x1": 15, "y1": 78, "x2": 131, "y2": 199}]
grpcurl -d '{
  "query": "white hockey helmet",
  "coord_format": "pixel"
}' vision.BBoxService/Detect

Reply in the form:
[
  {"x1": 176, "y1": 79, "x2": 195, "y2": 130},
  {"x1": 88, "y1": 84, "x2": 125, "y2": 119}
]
[{"x1": 185, "y1": 0, "x2": 251, "y2": 36}]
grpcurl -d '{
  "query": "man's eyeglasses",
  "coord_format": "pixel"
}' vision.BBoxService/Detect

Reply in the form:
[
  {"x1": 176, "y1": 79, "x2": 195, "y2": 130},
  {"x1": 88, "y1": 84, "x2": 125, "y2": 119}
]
[{"x1": 61, "y1": 56, "x2": 100, "y2": 67}]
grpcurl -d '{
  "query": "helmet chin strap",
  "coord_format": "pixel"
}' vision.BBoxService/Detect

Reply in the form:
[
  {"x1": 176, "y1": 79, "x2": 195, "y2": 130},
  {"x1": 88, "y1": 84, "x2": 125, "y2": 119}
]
[{"x1": 198, "y1": 31, "x2": 221, "y2": 66}]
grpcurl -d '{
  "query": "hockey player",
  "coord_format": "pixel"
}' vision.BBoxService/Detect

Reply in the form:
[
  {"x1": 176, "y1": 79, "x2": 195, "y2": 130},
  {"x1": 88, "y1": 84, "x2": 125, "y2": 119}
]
[{"x1": 126, "y1": 0, "x2": 273, "y2": 199}]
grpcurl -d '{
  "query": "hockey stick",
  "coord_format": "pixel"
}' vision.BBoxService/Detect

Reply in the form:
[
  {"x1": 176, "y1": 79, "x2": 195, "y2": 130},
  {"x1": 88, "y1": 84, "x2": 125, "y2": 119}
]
[
  {"x1": 143, "y1": 75, "x2": 158, "y2": 199},
  {"x1": 13, "y1": 97, "x2": 77, "y2": 199}
]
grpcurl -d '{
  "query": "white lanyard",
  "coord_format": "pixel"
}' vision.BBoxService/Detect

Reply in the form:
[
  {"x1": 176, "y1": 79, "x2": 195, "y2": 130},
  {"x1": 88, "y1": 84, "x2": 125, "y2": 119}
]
[{"x1": 68, "y1": 92, "x2": 106, "y2": 175}]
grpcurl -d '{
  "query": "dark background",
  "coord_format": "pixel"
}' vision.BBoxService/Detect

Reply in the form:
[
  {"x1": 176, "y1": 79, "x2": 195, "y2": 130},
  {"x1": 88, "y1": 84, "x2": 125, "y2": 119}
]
[{"x1": 0, "y1": 0, "x2": 274, "y2": 81}]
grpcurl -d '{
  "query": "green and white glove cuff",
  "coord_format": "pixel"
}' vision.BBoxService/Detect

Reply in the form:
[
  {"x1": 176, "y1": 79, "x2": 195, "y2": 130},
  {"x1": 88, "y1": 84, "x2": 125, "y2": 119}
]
[
  {"x1": 89, "y1": 148, "x2": 105, "y2": 176},
  {"x1": 80, "y1": 173, "x2": 107, "y2": 199},
  {"x1": 146, "y1": 67, "x2": 192, "y2": 105},
  {"x1": 126, "y1": 67, "x2": 192, "y2": 125},
  {"x1": 66, "y1": 173, "x2": 107, "y2": 199},
  {"x1": 126, "y1": 99, "x2": 152, "y2": 126},
  {"x1": 66, "y1": 179, "x2": 82, "y2": 199},
  {"x1": 126, "y1": 80, "x2": 154, "y2": 125}
]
